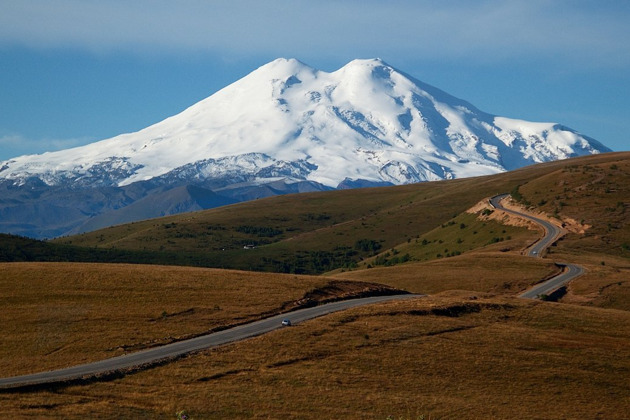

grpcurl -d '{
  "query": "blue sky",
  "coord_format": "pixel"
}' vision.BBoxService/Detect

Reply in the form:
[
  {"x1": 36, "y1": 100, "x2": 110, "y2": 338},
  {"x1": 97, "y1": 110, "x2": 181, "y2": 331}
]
[{"x1": 1, "y1": 0, "x2": 628, "y2": 161}]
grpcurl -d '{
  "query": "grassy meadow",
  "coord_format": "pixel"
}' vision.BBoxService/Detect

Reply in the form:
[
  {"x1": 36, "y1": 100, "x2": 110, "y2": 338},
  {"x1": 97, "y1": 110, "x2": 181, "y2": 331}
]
[
  {"x1": 0, "y1": 262, "x2": 388, "y2": 378},
  {"x1": 334, "y1": 253, "x2": 561, "y2": 295},
  {"x1": 2, "y1": 293, "x2": 630, "y2": 418}
]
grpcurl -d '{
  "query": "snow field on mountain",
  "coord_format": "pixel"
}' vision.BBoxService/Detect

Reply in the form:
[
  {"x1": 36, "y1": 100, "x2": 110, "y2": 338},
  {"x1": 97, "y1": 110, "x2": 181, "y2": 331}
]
[{"x1": 0, "y1": 58, "x2": 609, "y2": 188}]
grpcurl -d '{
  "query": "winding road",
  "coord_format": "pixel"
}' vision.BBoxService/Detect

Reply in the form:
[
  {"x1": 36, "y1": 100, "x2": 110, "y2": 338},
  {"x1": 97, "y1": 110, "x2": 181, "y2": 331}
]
[
  {"x1": 0, "y1": 194, "x2": 584, "y2": 390},
  {"x1": 0, "y1": 294, "x2": 419, "y2": 390},
  {"x1": 489, "y1": 194, "x2": 585, "y2": 299}
]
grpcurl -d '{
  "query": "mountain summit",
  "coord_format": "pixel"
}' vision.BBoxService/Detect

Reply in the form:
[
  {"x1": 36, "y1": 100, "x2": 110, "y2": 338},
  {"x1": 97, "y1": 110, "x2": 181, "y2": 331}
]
[
  {"x1": 0, "y1": 58, "x2": 610, "y2": 188},
  {"x1": 0, "y1": 58, "x2": 611, "y2": 238}
]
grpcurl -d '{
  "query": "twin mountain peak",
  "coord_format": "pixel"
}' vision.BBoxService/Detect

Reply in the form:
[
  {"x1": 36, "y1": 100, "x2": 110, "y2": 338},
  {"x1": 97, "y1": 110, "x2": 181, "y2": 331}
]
[{"x1": 0, "y1": 58, "x2": 610, "y2": 238}]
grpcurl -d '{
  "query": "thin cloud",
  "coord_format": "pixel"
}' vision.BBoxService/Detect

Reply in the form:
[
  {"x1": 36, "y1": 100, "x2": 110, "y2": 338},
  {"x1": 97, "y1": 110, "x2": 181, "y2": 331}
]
[
  {"x1": 0, "y1": 0, "x2": 628, "y2": 67},
  {"x1": 0, "y1": 134, "x2": 94, "y2": 160}
]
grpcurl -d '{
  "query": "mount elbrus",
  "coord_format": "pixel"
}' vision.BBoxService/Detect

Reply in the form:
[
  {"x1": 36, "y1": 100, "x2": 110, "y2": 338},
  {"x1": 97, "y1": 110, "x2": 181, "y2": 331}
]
[{"x1": 0, "y1": 58, "x2": 610, "y2": 238}]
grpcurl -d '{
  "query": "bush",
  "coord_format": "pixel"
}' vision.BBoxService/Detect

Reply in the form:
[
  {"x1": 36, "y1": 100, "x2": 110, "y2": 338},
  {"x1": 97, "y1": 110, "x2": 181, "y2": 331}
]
[
  {"x1": 355, "y1": 239, "x2": 382, "y2": 252},
  {"x1": 236, "y1": 225, "x2": 283, "y2": 237}
]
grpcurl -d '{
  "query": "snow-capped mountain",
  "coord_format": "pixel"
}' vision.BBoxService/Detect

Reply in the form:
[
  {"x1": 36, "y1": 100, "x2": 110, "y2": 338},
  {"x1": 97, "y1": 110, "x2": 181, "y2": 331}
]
[
  {"x1": 0, "y1": 58, "x2": 611, "y2": 238},
  {"x1": 0, "y1": 58, "x2": 610, "y2": 189}
]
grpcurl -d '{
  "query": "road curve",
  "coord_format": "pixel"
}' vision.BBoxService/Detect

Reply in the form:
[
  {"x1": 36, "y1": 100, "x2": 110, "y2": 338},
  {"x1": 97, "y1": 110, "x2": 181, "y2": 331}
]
[
  {"x1": 0, "y1": 294, "x2": 420, "y2": 390},
  {"x1": 489, "y1": 193, "x2": 563, "y2": 257},
  {"x1": 489, "y1": 194, "x2": 584, "y2": 299},
  {"x1": 518, "y1": 263, "x2": 585, "y2": 299}
]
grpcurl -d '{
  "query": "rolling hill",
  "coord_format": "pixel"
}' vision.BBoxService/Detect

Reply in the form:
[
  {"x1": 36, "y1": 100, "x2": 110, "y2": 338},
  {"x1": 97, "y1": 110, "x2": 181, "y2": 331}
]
[
  {"x1": 53, "y1": 152, "x2": 630, "y2": 277},
  {"x1": 2, "y1": 152, "x2": 630, "y2": 418}
]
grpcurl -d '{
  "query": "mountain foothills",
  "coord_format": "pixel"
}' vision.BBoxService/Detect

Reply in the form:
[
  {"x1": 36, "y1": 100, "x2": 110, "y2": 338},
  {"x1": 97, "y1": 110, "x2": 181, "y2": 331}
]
[
  {"x1": 8, "y1": 152, "x2": 625, "y2": 283},
  {"x1": 0, "y1": 58, "x2": 610, "y2": 238}
]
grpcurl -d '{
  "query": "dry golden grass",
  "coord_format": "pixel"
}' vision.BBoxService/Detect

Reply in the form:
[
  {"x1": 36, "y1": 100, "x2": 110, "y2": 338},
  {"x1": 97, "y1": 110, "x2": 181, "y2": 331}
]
[
  {"x1": 519, "y1": 158, "x2": 630, "y2": 261},
  {"x1": 3, "y1": 293, "x2": 629, "y2": 419},
  {"x1": 334, "y1": 252, "x2": 561, "y2": 295},
  {"x1": 0, "y1": 262, "x2": 349, "y2": 377},
  {"x1": 560, "y1": 258, "x2": 630, "y2": 310}
]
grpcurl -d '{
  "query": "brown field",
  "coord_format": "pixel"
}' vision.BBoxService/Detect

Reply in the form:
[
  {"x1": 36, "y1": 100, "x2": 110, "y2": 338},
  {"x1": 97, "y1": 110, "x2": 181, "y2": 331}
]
[
  {"x1": 2, "y1": 293, "x2": 630, "y2": 419},
  {"x1": 561, "y1": 258, "x2": 630, "y2": 310},
  {"x1": 334, "y1": 252, "x2": 562, "y2": 295},
  {"x1": 0, "y1": 262, "x2": 391, "y2": 378},
  {"x1": 0, "y1": 253, "x2": 559, "y2": 380}
]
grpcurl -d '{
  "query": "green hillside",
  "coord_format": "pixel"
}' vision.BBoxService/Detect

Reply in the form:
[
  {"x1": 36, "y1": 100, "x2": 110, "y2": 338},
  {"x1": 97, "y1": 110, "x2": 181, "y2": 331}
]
[{"x1": 52, "y1": 152, "x2": 630, "y2": 274}]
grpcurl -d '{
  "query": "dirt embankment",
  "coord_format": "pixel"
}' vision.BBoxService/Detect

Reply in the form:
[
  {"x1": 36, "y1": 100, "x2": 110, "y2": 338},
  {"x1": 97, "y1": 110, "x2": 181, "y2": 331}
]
[
  {"x1": 466, "y1": 199, "x2": 539, "y2": 230},
  {"x1": 287, "y1": 281, "x2": 409, "y2": 310},
  {"x1": 467, "y1": 197, "x2": 590, "y2": 234}
]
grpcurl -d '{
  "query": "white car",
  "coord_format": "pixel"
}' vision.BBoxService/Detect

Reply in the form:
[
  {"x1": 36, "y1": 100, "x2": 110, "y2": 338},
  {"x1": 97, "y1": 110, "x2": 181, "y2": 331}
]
[{"x1": 281, "y1": 319, "x2": 292, "y2": 326}]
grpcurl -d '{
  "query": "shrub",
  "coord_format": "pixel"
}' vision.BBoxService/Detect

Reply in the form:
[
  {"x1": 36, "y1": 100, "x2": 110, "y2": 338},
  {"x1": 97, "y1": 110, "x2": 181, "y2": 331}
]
[
  {"x1": 355, "y1": 239, "x2": 382, "y2": 252},
  {"x1": 236, "y1": 225, "x2": 283, "y2": 237}
]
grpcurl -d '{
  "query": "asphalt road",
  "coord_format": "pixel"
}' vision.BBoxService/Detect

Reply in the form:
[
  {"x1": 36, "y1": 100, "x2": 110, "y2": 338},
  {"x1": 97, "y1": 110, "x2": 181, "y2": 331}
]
[
  {"x1": 489, "y1": 194, "x2": 584, "y2": 299},
  {"x1": 518, "y1": 263, "x2": 585, "y2": 299},
  {"x1": 0, "y1": 294, "x2": 419, "y2": 390}
]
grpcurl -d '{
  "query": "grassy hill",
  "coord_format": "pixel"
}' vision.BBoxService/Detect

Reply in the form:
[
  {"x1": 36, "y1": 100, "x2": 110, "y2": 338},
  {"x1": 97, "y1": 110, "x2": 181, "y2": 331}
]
[
  {"x1": 53, "y1": 152, "x2": 630, "y2": 274},
  {"x1": 7, "y1": 151, "x2": 630, "y2": 308}
]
